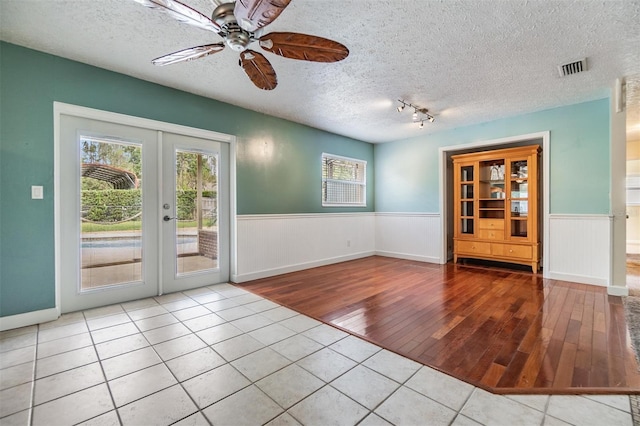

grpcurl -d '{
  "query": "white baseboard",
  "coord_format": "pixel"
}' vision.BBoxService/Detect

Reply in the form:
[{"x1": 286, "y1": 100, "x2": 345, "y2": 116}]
[
  {"x1": 375, "y1": 251, "x2": 441, "y2": 264},
  {"x1": 627, "y1": 240, "x2": 640, "y2": 254},
  {"x1": 607, "y1": 286, "x2": 629, "y2": 297},
  {"x1": 0, "y1": 307, "x2": 60, "y2": 331},
  {"x1": 232, "y1": 251, "x2": 374, "y2": 283},
  {"x1": 546, "y1": 272, "x2": 608, "y2": 287}
]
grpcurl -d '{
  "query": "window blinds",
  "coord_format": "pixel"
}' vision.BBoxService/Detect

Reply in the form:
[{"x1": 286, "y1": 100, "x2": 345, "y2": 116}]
[{"x1": 322, "y1": 154, "x2": 366, "y2": 206}]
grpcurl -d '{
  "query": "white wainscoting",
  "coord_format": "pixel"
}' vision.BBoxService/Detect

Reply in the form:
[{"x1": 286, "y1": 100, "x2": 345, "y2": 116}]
[
  {"x1": 234, "y1": 213, "x2": 376, "y2": 282},
  {"x1": 546, "y1": 214, "x2": 612, "y2": 286},
  {"x1": 375, "y1": 213, "x2": 442, "y2": 263},
  {"x1": 235, "y1": 212, "x2": 619, "y2": 292}
]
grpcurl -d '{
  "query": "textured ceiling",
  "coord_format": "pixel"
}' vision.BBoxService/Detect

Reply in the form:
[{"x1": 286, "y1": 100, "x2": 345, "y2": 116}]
[{"x1": 1, "y1": 0, "x2": 639, "y2": 143}]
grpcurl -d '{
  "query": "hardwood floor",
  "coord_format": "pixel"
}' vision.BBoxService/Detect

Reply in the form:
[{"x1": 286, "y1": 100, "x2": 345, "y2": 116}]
[{"x1": 238, "y1": 256, "x2": 640, "y2": 394}]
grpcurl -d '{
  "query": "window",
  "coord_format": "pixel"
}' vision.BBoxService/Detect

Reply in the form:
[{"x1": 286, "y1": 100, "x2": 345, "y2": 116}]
[{"x1": 322, "y1": 153, "x2": 366, "y2": 206}]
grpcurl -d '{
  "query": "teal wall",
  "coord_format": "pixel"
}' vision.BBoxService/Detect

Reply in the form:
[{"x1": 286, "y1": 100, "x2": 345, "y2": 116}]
[
  {"x1": 0, "y1": 42, "x2": 613, "y2": 319},
  {"x1": 374, "y1": 99, "x2": 610, "y2": 213},
  {"x1": 0, "y1": 43, "x2": 374, "y2": 317}
]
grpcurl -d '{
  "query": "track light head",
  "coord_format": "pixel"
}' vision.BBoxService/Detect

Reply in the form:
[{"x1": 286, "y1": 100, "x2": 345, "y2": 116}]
[
  {"x1": 419, "y1": 120, "x2": 424, "y2": 129},
  {"x1": 412, "y1": 110, "x2": 418, "y2": 120},
  {"x1": 427, "y1": 115, "x2": 435, "y2": 123},
  {"x1": 397, "y1": 105, "x2": 405, "y2": 112}
]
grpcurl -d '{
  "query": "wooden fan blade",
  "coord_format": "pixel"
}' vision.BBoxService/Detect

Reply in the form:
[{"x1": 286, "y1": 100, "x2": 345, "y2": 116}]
[
  {"x1": 132, "y1": 0, "x2": 220, "y2": 33},
  {"x1": 239, "y1": 50, "x2": 277, "y2": 90},
  {"x1": 152, "y1": 43, "x2": 225, "y2": 66},
  {"x1": 234, "y1": 0, "x2": 292, "y2": 31},
  {"x1": 259, "y1": 32, "x2": 349, "y2": 62}
]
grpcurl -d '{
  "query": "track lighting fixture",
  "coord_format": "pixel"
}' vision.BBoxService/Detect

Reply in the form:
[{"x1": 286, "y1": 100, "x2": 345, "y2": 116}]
[{"x1": 396, "y1": 99, "x2": 436, "y2": 128}]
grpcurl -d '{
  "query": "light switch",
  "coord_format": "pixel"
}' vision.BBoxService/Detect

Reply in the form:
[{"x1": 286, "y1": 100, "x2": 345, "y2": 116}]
[{"x1": 31, "y1": 185, "x2": 43, "y2": 200}]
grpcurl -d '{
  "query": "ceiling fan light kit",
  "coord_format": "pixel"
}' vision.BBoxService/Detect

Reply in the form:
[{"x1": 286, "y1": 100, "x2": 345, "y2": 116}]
[
  {"x1": 133, "y1": 0, "x2": 349, "y2": 90},
  {"x1": 397, "y1": 99, "x2": 435, "y2": 128}
]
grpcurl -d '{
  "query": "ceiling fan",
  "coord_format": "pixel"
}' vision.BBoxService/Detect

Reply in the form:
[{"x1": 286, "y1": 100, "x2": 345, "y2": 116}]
[{"x1": 132, "y1": 0, "x2": 350, "y2": 90}]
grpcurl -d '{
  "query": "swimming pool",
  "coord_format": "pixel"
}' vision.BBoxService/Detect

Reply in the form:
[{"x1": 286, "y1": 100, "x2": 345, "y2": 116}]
[{"x1": 82, "y1": 236, "x2": 196, "y2": 248}]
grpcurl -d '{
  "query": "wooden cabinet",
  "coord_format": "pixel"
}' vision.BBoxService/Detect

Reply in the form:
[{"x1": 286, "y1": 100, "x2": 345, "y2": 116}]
[{"x1": 452, "y1": 145, "x2": 541, "y2": 272}]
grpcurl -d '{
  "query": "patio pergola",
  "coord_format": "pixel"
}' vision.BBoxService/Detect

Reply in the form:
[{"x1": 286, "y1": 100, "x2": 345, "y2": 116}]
[{"x1": 81, "y1": 163, "x2": 138, "y2": 189}]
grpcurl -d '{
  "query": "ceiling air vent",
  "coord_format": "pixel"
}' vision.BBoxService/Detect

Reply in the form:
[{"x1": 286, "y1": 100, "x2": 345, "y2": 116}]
[{"x1": 558, "y1": 58, "x2": 588, "y2": 77}]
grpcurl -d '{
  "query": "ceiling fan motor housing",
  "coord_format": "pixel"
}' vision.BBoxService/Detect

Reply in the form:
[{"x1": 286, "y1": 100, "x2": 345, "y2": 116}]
[
  {"x1": 212, "y1": 1, "x2": 252, "y2": 52},
  {"x1": 225, "y1": 30, "x2": 251, "y2": 51}
]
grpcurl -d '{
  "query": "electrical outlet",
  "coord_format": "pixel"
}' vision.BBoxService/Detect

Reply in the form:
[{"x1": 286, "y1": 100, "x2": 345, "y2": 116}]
[{"x1": 31, "y1": 185, "x2": 43, "y2": 199}]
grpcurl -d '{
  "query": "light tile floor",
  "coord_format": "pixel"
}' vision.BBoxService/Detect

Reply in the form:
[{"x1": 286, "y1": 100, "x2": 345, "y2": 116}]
[{"x1": 0, "y1": 283, "x2": 635, "y2": 426}]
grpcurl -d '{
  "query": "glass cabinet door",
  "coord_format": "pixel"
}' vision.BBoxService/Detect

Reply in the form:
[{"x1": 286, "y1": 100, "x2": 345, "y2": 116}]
[
  {"x1": 508, "y1": 158, "x2": 529, "y2": 238},
  {"x1": 459, "y1": 165, "x2": 474, "y2": 235},
  {"x1": 478, "y1": 159, "x2": 505, "y2": 219}
]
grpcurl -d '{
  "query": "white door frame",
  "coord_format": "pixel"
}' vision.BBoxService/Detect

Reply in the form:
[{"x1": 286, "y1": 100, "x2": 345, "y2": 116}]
[
  {"x1": 54, "y1": 102, "x2": 237, "y2": 314},
  {"x1": 438, "y1": 131, "x2": 551, "y2": 276}
]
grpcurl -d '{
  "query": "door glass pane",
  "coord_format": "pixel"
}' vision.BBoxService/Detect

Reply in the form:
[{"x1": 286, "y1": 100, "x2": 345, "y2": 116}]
[
  {"x1": 461, "y1": 201, "x2": 474, "y2": 217},
  {"x1": 510, "y1": 160, "x2": 528, "y2": 179},
  {"x1": 479, "y1": 160, "x2": 505, "y2": 198},
  {"x1": 511, "y1": 181, "x2": 528, "y2": 199},
  {"x1": 511, "y1": 219, "x2": 528, "y2": 237},
  {"x1": 478, "y1": 160, "x2": 505, "y2": 219},
  {"x1": 510, "y1": 159, "x2": 529, "y2": 238},
  {"x1": 460, "y1": 165, "x2": 474, "y2": 182},
  {"x1": 461, "y1": 218, "x2": 474, "y2": 234},
  {"x1": 461, "y1": 184, "x2": 474, "y2": 199},
  {"x1": 511, "y1": 200, "x2": 528, "y2": 217},
  {"x1": 460, "y1": 165, "x2": 475, "y2": 234},
  {"x1": 80, "y1": 137, "x2": 142, "y2": 290},
  {"x1": 175, "y1": 150, "x2": 218, "y2": 275}
]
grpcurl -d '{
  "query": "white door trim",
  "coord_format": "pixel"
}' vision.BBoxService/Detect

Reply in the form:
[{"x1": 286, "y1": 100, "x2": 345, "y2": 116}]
[
  {"x1": 53, "y1": 102, "x2": 237, "y2": 314},
  {"x1": 438, "y1": 131, "x2": 551, "y2": 276}
]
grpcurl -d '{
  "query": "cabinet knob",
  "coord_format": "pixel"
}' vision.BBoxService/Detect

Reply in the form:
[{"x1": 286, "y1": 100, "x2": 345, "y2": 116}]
[{"x1": 509, "y1": 249, "x2": 513, "y2": 253}]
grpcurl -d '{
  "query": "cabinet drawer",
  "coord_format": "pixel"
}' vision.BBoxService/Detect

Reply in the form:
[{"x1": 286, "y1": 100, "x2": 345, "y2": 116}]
[
  {"x1": 491, "y1": 243, "x2": 532, "y2": 260},
  {"x1": 457, "y1": 240, "x2": 491, "y2": 255},
  {"x1": 478, "y1": 219, "x2": 504, "y2": 230},
  {"x1": 478, "y1": 229, "x2": 504, "y2": 240}
]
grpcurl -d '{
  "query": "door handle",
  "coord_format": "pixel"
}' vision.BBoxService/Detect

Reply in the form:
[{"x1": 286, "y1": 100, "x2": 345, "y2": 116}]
[{"x1": 163, "y1": 215, "x2": 176, "y2": 222}]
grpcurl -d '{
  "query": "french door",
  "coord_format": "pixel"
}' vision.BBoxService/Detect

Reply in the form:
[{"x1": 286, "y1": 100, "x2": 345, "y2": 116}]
[
  {"x1": 58, "y1": 112, "x2": 229, "y2": 313},
  {"x1": 161, "y1": 132, "x2": 229, "y2": 294}
]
